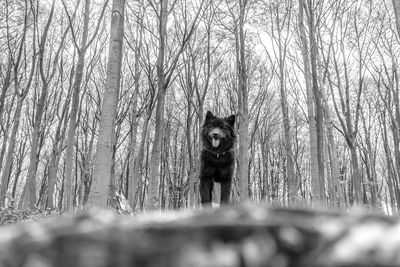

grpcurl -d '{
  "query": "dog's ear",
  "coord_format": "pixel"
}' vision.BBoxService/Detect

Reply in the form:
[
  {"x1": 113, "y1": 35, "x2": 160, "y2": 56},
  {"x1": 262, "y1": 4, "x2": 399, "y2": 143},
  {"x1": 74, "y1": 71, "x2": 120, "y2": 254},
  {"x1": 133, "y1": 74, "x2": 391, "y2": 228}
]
[
  {"x1": 225, "y1": 115, "x2": 235, "y2": 126},
  {"x1": 205, "y1": 111, "x2": 215, "y2": 122}
]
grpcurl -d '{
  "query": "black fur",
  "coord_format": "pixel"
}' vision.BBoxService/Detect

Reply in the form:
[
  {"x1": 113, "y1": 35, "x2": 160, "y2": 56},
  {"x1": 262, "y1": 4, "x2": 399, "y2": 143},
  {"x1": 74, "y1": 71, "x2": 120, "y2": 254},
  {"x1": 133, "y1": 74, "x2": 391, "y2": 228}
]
[{"x1": 199, "y1": 111, "x2": 236, "y2": 206}]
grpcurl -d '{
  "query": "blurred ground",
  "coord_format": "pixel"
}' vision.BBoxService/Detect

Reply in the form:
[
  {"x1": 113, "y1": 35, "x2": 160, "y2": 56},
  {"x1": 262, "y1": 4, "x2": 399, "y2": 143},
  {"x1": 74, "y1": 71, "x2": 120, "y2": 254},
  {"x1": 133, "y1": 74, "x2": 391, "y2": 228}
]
[{"x1": 0, "y1": 205, "x2": 399, "y2": 267}]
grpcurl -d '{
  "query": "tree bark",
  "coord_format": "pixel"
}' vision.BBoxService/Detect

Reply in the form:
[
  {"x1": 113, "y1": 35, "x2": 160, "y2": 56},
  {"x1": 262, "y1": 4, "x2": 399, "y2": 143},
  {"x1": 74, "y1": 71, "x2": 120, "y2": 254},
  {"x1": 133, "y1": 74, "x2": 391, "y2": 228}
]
[
  {"x1": 298, "y1": 0, "x2": 321, "y2": 205},
  {"x1": 87, "y1": 0, "x2": 125, "y2": 208},
  {"x1": 127, "y1": 112, "x2": 138, "y2": 208},
  {"x1": 271, "y1": 1, "x2": 296, "y2": 206},
  {"x1": 63, "y1": 0, "x2": 91, "y2": 212},
  {"x1": 307, "y1": 0, "x2": 325, "y2": 205},
  {"x1": 19, "y1": 0, "x2": 54, "y2": 209},
  {"x1": 146, "y1": 0, "x2": 169, "y2": 210},
  {"x1": 393, "y1": 0, "x2": 400, "y2": 37},
  {"x1": 131, "y1": 108, "x2": 152, "y2": 210},
  {"x1": 127, "y1": 5, "x2": 143, "y2": 209},
  {"x1": 146, "y1": 0, "x2": 206, "y2": 210},
  {"x1": 0, "y1": 0, "x2": 38, "y2": 206},
  {"x1": 47, "y1": 93, "x2": 70, "y2": 209},
  {"x1": 382, "y1": 116, "x2": 398, "y2": 213},
  {"x1": 1, "y1": 98, "x2": 25, "y2": 207},
  {"x1": 237, "y1": 0, "x2": 249, "y2": 202}
]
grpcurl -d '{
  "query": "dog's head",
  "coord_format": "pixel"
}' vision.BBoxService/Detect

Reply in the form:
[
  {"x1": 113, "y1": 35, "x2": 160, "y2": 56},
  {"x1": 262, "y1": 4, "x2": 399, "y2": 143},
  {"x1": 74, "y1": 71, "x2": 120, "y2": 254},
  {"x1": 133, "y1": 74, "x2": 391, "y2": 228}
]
[{"x1": 202, "y1": 111, "x2": 236, "y2": 151}]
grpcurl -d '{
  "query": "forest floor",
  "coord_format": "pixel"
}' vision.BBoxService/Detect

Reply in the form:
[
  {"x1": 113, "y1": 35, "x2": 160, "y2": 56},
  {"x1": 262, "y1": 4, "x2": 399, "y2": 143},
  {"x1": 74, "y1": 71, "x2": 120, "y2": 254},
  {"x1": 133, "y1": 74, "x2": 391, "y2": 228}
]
[
  {"x1": 0, "y1": 205, "x2": 60, "y2": 226},
  {"x1": 0, "y1": 204, "x2": 399, "y2": 267}
]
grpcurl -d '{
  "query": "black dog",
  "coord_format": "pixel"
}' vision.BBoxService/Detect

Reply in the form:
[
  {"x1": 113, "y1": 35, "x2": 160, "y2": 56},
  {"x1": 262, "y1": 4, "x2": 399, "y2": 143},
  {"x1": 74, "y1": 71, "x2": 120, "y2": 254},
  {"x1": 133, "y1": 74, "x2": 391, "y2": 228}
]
[{"x1": 199, "y1": 111, "x2": 236, "y2": 206}]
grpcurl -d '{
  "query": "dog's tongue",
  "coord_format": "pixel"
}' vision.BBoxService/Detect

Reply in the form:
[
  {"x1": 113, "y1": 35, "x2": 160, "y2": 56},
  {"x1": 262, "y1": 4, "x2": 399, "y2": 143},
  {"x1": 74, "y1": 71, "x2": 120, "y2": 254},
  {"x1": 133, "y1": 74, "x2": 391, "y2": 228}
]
[{"x1": 212, "y1": 138, "x2": 220, "y2": 147}]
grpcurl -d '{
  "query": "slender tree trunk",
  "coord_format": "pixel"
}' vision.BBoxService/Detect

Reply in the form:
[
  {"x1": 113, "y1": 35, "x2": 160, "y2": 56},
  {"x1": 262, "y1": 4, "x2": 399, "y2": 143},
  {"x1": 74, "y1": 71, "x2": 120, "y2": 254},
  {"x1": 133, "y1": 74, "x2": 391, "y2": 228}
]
[
  {"x1": 47, "y1": 94, "x2": 70, "y2": 209},
  {"x1": 307, "y1": 0, "x2": 325, "y2": 205},
  {"x1": 278, "y1": 62, "x2": 296, "y2": 206},
  {"x1": 81, "y1": 119, "x2": 96, "y2": 207},
  {"x1": 326, "y1": 120, "x2": 340, "y2": 207},
  {"x1": 237, "y1": 0, "x2": 249, "y2": 202},
  {"x1": 20, "y1": 90, "x2": 48, "y2": 209},
  {"x1": 12, "y1": 139, "x2": 26, "y2": 200},
  {"x1": 128, "y1": 23, "x2": 142, "y2": 208},
  {"x1": 128, "y1": 114, "x2": 138, "y2": 208},
  {"x1": 260, "y1": 135, "x2": 270, "y2": 203},
  {"x1": 0, "y1": 11, "x2": 37, "y2": 206},
  {"x1": 393, "y1": 0, "x2": 400, "y2": 37},
  {"x1": 146, "y1": 0, "x2": 205, "y2": 209},
  {"x1": 320, "y1": 57, "x2": 339, "y2": 207},
  {"x1": 382, "y1": 118, "x2": 398, "y2": 213},
  {"x1": 146, "y1": 0, "x2": 169, "y2": 210},
  {"x1": 186, "y1": 85, "x2": 195, "y2": 208},
  {"x1": 0, "y1": 65, "x2": 12, "y2": 142},
  {"x1": 131, "y1": 109, "x2": 151, "y2": 210},
  {"x1": 349, "y1": 141, "x2": 362, "y2": 205},
  {"x1": 298, "y1": 0, "x2": 320, "y2": 206},
  {"x1": 87, "y1": 0, "x2": 125, "y2": 208},
  {"x1": 147, "y1": 88, "x2": 166, "y2": 209},
  {"x1": 19, "y1": 0, "x2": 55, "y2": 209},
  {"x1": 64, "y1": 0, "x2": 91, "y2": 211},
  {"x1": 0, "y1": 98, "x2": 23, "y2": 207},
  {"x1": 0, "y1": 132, "x2": 9, "y2": 177},
  {"x1": 276, "y1": 27, "x2": 296, "y2": 207}
]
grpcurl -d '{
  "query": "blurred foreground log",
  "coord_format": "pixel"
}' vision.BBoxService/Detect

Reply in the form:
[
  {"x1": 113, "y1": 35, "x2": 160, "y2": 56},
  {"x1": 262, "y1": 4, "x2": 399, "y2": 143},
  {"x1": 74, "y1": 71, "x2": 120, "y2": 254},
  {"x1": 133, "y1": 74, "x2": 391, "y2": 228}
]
[{"x1": 0, "y1": 205, "x2": 400, "y2": 267}]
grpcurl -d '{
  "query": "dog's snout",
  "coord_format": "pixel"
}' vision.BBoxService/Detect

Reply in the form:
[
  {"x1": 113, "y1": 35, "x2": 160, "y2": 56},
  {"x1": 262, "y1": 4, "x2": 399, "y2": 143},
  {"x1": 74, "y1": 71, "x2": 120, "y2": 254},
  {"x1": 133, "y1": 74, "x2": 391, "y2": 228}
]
[{"x1": 212, "y1": 133, "x2": 220, "y2": 139}]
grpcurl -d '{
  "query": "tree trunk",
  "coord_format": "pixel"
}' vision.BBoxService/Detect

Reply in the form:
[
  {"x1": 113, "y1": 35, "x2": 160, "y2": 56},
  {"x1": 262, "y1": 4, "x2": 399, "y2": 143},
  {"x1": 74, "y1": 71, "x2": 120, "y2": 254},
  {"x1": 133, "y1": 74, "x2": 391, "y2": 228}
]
[
  {"x1": 146, "y1": 0, "x2": 169, "y2": 210},
  {"x1": 81, "y1": 118, "x2": 96, "y2": 207},
  {"x1": 349, "y1": 143, "x2": 362, "y2": 205},
  {"x1": 298, "y1": 0, "x2": 320, "y2": 205},
  {"x1": 63, "y1": 0, "x2": 91, "y2": 212},
  {"x1": 185, "y1": 82, "x2": 195, "y2": 208},
  {"x1": 87, "y1": 0, "x2": 125, "y2": 208},
  {"x1": 237, "y1": 0, "x2": 249, "y2": 202},
  {"x1": 382, "y1": 118, "x2": 398, "y2": 213},
  {"x1": 0, "y1": 64, "x2": 12, "y2": 146},
  {"x1": 11, "y1": 139, "x2": 26, "y2": 200},
  {"x1": 0, "y1": 98, "x2": 24, "y2": 207},
  {"x1": 274, "y1": 5, "x2": 296, "y2": 206},
  {"x1": 0, "y1": 2, "x2": 36, "y2": 207},
  {"x1": 307, "y1": 0, "x2": 325, "y2": 205},
  {"x1": 20, "y1": 90, "x2": 48, "y2": 209},
  {"x1": 326, "y1": 120, "x2": 340, "y2": 207},
  {"x1": 128, "y1": 113, "x2": 138, "y2": 208},
  {"x1": 47, "y1": 93, "x2": 70, "y2": 209},
  {"x1": 131, "y1": 108, "x2": 151, "y2": 210},
  {"x1": 393, "y1": 0, "x2": 400, "y2": 37},
  {"x1": 147, "y1": 89, "x2": 166, "y2": 210},
  {"x1": 19, "y1": 0, "x2": 55, "y2": 209},
  {"x1": 127, "y1": 21, "x2": 142, "y2": 208}
]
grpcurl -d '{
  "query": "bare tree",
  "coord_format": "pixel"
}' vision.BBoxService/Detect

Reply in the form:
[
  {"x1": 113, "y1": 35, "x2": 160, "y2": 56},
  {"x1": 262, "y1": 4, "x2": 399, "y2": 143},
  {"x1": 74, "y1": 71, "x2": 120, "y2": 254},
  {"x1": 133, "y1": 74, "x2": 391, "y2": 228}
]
[
  {"x1": 0, "y1": 0, "x2": 38, "y2": 207},
  {"x1": 146, "y1": 0, "x2": 207, "y2": 210},
  {"x1": 62, "y1": 0, "x2": 109, "y2": 211},
  {"x1": 326, "y1": 2, "x2": 371, "y2": 205},
  {"x1": 267, "y1": 0, "x2": 297, "y2": 206},
  {"x1": 236, "y1": 0, "x2": 250, "y2": 202},
  {"x1": 87, "y1": 0, "x2": 126, "y2": 208},
  {"x1": 19, "y1": 0, "x2": 55, "y2": 209},
  {"x1": 298, "y1": 0, "x2": 327, "y2": 206},
  {"x1": 125, "y1": 0, "x2": 145, "y2": 209}
]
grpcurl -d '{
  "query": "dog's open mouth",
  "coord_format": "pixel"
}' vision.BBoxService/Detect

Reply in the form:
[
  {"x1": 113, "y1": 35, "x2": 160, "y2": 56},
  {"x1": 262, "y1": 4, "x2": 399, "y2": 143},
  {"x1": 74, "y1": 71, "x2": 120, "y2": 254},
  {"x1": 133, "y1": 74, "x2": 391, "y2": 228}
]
[
  {"x1": 212, "y1": 136, "x2": 220, "y2": 147},
  {"x1": 209, "y1": 128, "x2": 226, "y2": 148}
]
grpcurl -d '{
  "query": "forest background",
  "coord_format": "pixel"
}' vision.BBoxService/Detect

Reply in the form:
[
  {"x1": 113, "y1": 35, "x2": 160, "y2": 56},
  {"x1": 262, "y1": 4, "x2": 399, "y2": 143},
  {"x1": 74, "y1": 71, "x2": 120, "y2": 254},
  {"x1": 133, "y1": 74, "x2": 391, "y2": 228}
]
[{"x1": 1, "y1": 0, "x2": 400, "y2": 215}]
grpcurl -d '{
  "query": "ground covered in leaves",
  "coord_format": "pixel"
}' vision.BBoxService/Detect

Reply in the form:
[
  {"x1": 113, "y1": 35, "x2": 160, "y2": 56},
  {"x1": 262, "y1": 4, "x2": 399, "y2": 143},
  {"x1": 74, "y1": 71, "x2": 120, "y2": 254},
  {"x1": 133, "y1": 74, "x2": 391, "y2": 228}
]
[{"x1": 0, "y1": 205, "x2": 59, "y2": 226}]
